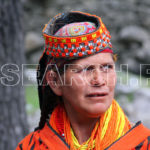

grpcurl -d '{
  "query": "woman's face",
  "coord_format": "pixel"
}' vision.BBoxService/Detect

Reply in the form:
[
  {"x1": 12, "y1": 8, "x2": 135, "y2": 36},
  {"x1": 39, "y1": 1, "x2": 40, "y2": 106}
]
[{"x1": 55, "y1": 53, "x2": 117, "y2": 118}]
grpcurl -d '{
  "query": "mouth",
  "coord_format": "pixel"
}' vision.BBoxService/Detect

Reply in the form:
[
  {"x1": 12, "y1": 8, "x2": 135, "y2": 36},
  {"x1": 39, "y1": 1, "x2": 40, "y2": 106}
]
[{"x1": 86, "y1": 92, "x2": 108, "y2": 97}]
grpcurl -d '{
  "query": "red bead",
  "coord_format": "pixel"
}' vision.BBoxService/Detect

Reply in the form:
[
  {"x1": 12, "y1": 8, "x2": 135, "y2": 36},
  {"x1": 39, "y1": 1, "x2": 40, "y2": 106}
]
[
  {"x1": 107, "y1": 39, "x2": 110, "y2": 43},
  {"x1": 62, "y1": 53, "x2": 66, "y2": 57},
  {"x1": 50, "y1": 43, "x2": 53, "y2": 47},
  {"x1": 78, "y1": 52, "x2": 83, "y2": 57},
  {"x1": 68, "y1": 43, "x2": 72, "y2": 48},
  {"x1": 73, "y1": 49, "x2": 77, "y2": 53},
  {"x1": 51, "y1": 52, "x2": 54, "y2": 56},
  {"x1": 97, "y1": 42, "x2": 101, "y2": 46},
  {"x1": 89, "y1": 45, "x2": 94, "y2": 49},
  {"x1": 64, "y1": 49, "x2": 69, "y2": 53},
  {"x1": 57, "y1": 49, "x2": 61, "y2": 53},
  {"x1": 54, "y1": 43, "x2": 58, "y2": 48},
  {"x1": 103, "y1": 37, "x2": 106, "y2": 41},
  {"x1": 100, "y1": 35, "x2": 103, "y2": 39},
  {"x1": 102, "y1": 43, "x2": 106, "y2": 47},
  {"x1": 46, "y1": 51, "x2": 50, "y2": 55},
  {"x1": 93, "y1": 39, "x2": 97, "y2": 43},
  {"x1": 96, "y1": 31, "x2": 100, "y2": 36},
  {"x1": 45, "y1": 40, "x2": 48, "y2": 45},
  {"x1": 96, "y1": 47, "x2": 100, "y2": 51},
  {"x1": 48, "y1": 47, "x2": 51, "y2": 51},
  {"x1": 56, "y1": 53, "x2": 59, "y2": 57},
  {"x1": 53, "y1": 49, "x2": 56, "y2": 52},
  {"x1": 106, "y1": 34, "x2": 109, "y2": 37},
  {"x1": 87, "y1": 50, "x2": 92, "y2": 55},
  {"x1": 84, "y1": 41, "x2": 88, "y2": 46},
  {"x1": 75, "y1": 43, "x2": 79, "y2": 47},
  {"x1": 69, "y1": 52, "x2": 74, "y2": 57},
  {"x1": 81, "y1": 47, "x2": 86, "y2": 51},
  {"x1": 60, "y1": 43, "x2": 64, "y2": 48}
]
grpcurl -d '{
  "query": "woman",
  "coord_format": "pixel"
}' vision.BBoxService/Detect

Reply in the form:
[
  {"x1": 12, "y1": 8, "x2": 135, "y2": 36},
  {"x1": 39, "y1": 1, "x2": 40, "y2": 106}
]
[{"x1": 16, "y1": 11, "x2": 150, "y2": 150}]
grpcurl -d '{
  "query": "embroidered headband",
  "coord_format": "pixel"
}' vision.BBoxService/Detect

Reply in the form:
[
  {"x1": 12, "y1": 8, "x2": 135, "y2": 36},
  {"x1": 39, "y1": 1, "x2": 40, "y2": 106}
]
[
  {"x1": 42, "y1": 11, "x2": 113, "y2": 59},
  {"x1": 54, "y1": 22, "x2": 96, "y2": 36}
]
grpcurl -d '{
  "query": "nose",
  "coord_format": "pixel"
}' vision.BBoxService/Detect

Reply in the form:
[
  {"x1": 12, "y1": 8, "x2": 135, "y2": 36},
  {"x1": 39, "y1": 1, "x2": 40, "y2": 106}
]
[{"x1": 90, "y1": 69, "x2": 105, "y2": 87}]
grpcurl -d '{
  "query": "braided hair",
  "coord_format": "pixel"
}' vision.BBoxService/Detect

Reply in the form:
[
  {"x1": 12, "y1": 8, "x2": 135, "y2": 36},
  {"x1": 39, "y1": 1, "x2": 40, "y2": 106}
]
[
  {"x1": 37, "y1": 52, "x2": 57, "y2": 129},
  {"x1": 37, "y1": 51, "x2": 76, "y2": 129}
]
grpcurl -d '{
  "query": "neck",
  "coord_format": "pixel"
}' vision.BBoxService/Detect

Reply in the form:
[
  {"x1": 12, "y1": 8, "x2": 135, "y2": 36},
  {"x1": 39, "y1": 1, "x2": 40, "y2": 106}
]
[{"x1": 63, "y1": 103, "x2": 99, "y2": 144}]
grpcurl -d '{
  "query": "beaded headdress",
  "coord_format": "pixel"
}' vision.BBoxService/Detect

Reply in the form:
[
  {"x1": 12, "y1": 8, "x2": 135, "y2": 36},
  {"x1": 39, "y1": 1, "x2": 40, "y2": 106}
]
[{"x1": 42, "y1": 11, "x2": 113, "y2": 59}]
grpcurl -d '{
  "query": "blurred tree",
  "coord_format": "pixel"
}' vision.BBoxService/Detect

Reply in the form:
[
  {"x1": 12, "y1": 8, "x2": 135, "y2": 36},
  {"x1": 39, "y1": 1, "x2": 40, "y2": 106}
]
[{"x1": 0, "y1": 0, "x2": 29, "y2": 149}]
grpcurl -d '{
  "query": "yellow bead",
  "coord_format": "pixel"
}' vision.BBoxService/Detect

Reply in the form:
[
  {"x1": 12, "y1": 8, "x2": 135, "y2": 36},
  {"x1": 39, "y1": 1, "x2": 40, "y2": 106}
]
[
  {"x1": 54, "y1": 39, "x2": 57, "y2": 42},
  {"x1": 71, "y1": 39, "x2": 76, "y2": 43},
  {"x1": 49, "y1": 38, "x2": 52, "y2": 42},
  {"x1": 92, "y1": 34, "x2": 96, "y2": 38},
  {"x1": 61, "y1": 39, "x2": 66, "y2": 43},
  {"x1": 81, "y1": 37, "x2": 87, "y2": 41},
  {"x1": 100, "y1": 28, "x2": 103, "y2": 34}
]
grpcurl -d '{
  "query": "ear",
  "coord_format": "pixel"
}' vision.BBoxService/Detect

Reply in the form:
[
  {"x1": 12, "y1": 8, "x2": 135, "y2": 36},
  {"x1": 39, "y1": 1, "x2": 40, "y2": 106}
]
[{"x1": 46, "y1": 70, "x2": 63, "y2": 96}]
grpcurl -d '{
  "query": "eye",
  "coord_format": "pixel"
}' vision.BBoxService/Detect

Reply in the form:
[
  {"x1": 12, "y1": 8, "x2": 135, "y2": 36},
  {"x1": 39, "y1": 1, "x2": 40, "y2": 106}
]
[
  {"x1": 75, "y1": 66, "x2": 94, "y2": 73},
  {"x1": 101, "y1": 64, "x2": 113, "y2": 72},
  {"x1": 84, "y1": 66, "x2": 95, "y2": 72},
  {"x1": 71, "y1": 69, "x2": 78, "y2": 72},
  {"x1": 72, "y1": 67, "x2": 85, "y2": 73}
]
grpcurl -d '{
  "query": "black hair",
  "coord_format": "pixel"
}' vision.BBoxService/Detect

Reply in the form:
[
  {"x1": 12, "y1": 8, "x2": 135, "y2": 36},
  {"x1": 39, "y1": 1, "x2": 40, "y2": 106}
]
[
  {"x1": 43, "y1": 11, "x2": 99, "y2": 36},
  {"x1": 36, "y1": 53, "x2": 57, "y2": 129},
  {"x1": 37, "y1": 52, "x2": 76, "y2": 130}
]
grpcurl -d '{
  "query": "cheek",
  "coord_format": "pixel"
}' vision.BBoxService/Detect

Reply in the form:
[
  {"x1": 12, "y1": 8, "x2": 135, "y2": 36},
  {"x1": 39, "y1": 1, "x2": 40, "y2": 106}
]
[
  {"x1": 61, "y1": 85, "x2": 82, "y2": 109},
  {"x1": 64, "y1": 74, "x2": 86, "y2": 87},
  {"x1": 106, "y1": 72, "x2": 117, "y2": 88}
]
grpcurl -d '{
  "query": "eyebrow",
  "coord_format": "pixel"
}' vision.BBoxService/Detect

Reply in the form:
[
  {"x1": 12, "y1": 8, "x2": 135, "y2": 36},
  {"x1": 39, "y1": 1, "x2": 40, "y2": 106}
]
[
  {"x1": 69, "y1": 62, "x2": 115, "y2": 70},
  {"x1": 82, "y1": 62, "x2": 115, "y2": 68}
]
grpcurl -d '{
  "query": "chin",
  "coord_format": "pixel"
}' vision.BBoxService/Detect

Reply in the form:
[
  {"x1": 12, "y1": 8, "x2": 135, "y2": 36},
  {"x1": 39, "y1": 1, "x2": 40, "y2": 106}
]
[
  {"x1": 87, "y1": 103, "x2": 110, "y2": 117},
  {"x1": 86, "y1": 111, "x2": 104, "y2": 118}
]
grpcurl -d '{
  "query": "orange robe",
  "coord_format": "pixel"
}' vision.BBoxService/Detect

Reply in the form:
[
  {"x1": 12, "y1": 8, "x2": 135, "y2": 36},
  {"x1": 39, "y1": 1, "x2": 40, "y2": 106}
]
[{"x1": 16, "y1": 121, "x2": 150, "y2": 150}]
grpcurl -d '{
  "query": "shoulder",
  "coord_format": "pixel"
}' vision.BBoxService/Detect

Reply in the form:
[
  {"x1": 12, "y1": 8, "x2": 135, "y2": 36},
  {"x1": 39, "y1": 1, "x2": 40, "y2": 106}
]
[
  {"x1": 134, "y1": 123, "x2": 150, "y2": 149},
  {"x1": 16, "y1": 131, "x2": 37, "y2": 150},
  {"x1": 107, "y1": 122, "x2": 150, "y2": 150},
  {"x1": 135, "y1": 136, "x2": 150, "y2": 150},
  {"x1": 16, "y1": 123, "x2": 70, "y2": 150},
  {"x1": 123, "y1": 122, "x2": 150, "y2": 149}
]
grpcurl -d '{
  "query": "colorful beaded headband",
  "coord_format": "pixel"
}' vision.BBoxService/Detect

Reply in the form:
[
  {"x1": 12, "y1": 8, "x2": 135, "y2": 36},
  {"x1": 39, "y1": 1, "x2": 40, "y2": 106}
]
[{"x1": 43, "y1": 11, "x2": 113, "y2": 58}]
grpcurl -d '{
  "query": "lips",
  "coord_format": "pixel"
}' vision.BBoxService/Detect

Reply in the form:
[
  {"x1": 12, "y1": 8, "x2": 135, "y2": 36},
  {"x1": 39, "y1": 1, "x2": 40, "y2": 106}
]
[{"x1": 86, "y1": 92, "x2": 108, "y2": 97}]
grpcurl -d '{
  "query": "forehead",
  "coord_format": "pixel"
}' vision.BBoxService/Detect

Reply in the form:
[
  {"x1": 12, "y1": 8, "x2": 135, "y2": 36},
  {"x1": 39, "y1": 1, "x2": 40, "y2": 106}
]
[{"x1": 71, "y1": 53, "x2": 114, "y2": 66}]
